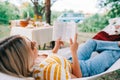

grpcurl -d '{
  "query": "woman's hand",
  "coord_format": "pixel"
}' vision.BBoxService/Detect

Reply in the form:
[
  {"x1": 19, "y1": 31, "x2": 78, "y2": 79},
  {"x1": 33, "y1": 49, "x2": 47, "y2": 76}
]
[
  {"x1": 69, "y1": 33, "x2": 78, "y2": 55},
  {"x1": 69, "y1": 34, "x2": 82, "y2": 78},
  {"x1": 52, "y1": 38, "x2": 64, "y2": 53},
  {"x1": 55, "y1": 38, "x2": 64, "y2": 49}
]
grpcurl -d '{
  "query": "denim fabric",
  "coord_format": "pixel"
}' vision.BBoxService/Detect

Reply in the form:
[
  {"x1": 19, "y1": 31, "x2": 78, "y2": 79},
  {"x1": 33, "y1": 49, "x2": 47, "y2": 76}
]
[{"x1": 76, "y1": 39, "x2": 120, "y2": 77}]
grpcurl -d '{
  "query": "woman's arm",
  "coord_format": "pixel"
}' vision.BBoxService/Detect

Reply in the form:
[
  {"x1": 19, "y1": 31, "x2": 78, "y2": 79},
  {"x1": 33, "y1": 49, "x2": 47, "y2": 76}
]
[
  {"x1": 70, "y1": 73, "x2": 77, "y2": 78},
  {"x1": 52, "y1": 38, "x2": 64, "y2": 53},
  {"x1": 69, "y1": 34, "x2": 82, "y2": 78}
]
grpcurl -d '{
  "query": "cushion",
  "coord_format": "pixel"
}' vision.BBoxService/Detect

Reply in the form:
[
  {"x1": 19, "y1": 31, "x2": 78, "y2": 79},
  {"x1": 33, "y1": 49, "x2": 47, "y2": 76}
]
[{"x1": 109, "y1": 17, "x2": 120, "y2": 25}]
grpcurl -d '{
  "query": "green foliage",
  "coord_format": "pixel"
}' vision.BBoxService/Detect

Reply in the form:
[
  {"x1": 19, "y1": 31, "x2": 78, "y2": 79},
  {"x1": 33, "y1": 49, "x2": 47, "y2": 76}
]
[
  {"x1": 98, "y1": 0, "x2": 120, "y2": 18},
  {"x1": 107, "y1": 2, "x2": 120, "y2": 18},
  {"x1": 42, "y1": 10, "x2": 62, "y2": 23},
  {"x1": 116, "y1": 69, "x2": 120, "y2": 76},
  {"x1": 78, "y1": 14, "x2": 110, "y2": 32},
  {"x1": 30, "y1": 0, "x2": 45, "y2": 18},
  {"x1": 78, "y1": 0, "x2": 120, "y2": 33},
  {"x1": 51, "y1": 11, "x2": 62, "y2": 24},
  {"x1": 0, "y1": 2, "x2": 20, "y2": 24},
  {"x1": 21, "y1": 4, "x2": 34, "y2": 19},
  {"x1": 0, "y1": 24, "x2": 10, "y2": 39}
]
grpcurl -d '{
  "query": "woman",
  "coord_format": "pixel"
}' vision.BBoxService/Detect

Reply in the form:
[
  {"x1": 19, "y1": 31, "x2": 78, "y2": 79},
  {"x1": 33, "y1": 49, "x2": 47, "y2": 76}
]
[
  {"x1": 0, "y1": 34, "x2": 81, "y2": 79},
  {"x1": 0, "y1": 34, "x2": 120, "y2": 80}
]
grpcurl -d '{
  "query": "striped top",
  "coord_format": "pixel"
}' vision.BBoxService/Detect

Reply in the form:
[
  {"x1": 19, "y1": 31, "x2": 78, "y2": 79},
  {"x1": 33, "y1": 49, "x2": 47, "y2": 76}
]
[{"x1": 33, "y1": 54, "x2": 72, "y2": 80}]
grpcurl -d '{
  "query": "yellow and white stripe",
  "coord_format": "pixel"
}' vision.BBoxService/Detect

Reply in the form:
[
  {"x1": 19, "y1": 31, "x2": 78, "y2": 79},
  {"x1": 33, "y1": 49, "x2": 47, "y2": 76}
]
[{"x1": 33, "y1": 54, "x2": 72, "y2": 80}]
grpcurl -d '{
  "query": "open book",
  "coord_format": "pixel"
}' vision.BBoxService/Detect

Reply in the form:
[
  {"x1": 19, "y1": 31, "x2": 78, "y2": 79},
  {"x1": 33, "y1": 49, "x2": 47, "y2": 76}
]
[{"x1": 53, "y1": 21, "x2": 77, "y2": 42}]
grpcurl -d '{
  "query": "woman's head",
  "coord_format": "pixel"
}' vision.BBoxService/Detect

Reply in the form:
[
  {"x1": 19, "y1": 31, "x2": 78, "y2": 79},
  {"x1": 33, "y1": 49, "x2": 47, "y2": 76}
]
[{"x1": 0, "y1": 35, "x2": 38, "y2": 77}]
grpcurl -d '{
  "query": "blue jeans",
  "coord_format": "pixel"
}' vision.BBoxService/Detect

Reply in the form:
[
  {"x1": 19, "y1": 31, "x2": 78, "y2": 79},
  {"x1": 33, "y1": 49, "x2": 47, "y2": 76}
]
[{"x1": 74, "y1": 39, "x2": 120, "y2": 77}]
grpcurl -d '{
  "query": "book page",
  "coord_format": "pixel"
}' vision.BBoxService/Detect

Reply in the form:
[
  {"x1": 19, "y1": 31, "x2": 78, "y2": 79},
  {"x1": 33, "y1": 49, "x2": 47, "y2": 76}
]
[
  {"x1": 64, "y1": 22, "x2": 77, "y2": 42},
  {"x1": 53, "y1": 21, "x2": 77, "y2": 42},
  {"x1": 53, "y1": 21, "x2": 64, "y2": 40}
]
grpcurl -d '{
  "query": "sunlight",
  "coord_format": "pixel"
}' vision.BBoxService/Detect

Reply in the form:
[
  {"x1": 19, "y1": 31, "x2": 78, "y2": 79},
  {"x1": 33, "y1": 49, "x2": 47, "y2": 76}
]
[
  {"x1": 4, "y1": 0, "x2": 98, "y2": 13},
  {"x1": 51, "y1": 0, "x2": 98, "y2": 13}
]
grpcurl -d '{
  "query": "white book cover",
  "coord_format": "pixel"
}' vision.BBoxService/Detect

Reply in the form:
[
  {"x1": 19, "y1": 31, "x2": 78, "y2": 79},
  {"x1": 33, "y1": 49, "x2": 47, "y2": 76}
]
[{"x1": 53, "y1": 21, "x2": 78, "y2": 42}]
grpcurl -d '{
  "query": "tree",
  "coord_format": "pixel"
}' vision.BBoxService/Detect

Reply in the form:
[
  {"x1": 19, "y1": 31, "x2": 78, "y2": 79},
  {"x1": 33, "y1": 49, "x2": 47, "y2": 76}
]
[
  {"x1": 0, "y1": 2, "x2": 20, "y2": 24},
  {"x1": 30, "y1": 0, "x2": 57, "y2": 24},
  {"x1": 45, "y1": 0, "x2": 58, "y2": 24},
  {"x1": 20, "y1": 2, "x2": 34, "y2": 19},
  {"x1": 45, "y1": 0, "x2": 51, "y2": 24},
  {"x1": 30, "y1": 0, "x2": 45, "y2": 22},
  {"x1": 98, "y1": 0, "x2": 120, "y2": 18}
]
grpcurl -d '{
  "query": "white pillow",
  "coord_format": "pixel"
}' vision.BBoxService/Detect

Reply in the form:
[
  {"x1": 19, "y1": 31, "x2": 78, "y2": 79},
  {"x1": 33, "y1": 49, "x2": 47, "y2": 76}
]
[
  {"x1": 109, "y1": 17, "x2": 120, "y2": 25},
  {"x1": 0, "y1": 72, "x2": 34, "y2": 80},
  {"x1": 102, "y1": 24, "x2": 117, "y2": 35},
  {"x1": 102, "y1": 17, "x2": 120, "y2": 35}
]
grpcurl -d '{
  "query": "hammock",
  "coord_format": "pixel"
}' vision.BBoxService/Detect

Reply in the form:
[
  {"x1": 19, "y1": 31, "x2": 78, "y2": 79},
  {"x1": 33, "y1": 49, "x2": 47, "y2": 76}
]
[
  {"x1": 38, "y1": 47, "x2": 120, "y2": 80},
  {"x1": 0, "y1": 47, "x2": 120, "y2": 80}
]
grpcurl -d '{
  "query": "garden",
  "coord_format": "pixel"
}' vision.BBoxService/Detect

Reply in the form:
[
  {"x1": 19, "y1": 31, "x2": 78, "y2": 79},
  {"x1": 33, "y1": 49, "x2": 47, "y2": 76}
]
[{"x1": 0, "y1": 0, "x2": 120, "y2": 80}]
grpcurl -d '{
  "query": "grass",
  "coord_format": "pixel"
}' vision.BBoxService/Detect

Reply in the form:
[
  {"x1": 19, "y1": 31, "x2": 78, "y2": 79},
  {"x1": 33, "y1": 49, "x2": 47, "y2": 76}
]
[
  {"x1": 0, "y1": 25, "x2": 120, "y2": 80},
  {"x1": 97, "y1": 70, "x2": 120, "y2": 80},
  {"x1": 0, "y1": 24, "x2": 10, "y2": 39}
]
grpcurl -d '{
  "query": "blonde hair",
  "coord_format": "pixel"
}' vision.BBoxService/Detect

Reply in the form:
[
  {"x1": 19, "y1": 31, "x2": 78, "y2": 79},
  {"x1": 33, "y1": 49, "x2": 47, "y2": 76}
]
[{"x1": 0, "y1": 35, "x2": 33, "y2": 77}]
